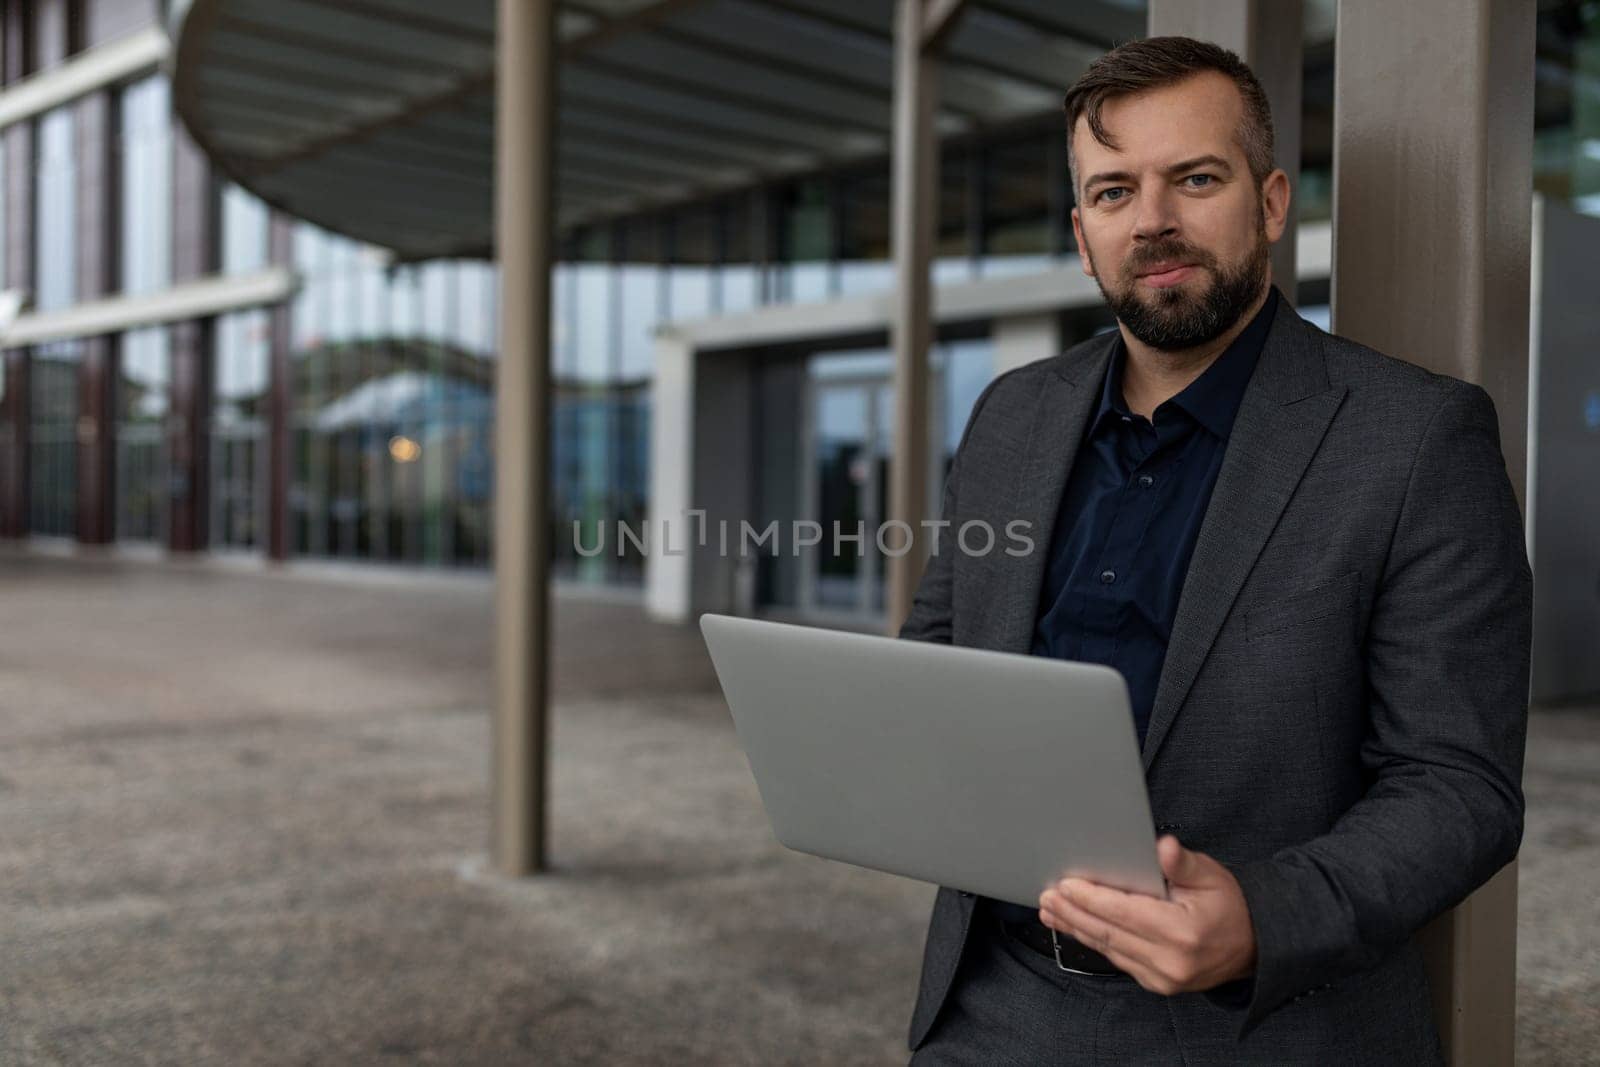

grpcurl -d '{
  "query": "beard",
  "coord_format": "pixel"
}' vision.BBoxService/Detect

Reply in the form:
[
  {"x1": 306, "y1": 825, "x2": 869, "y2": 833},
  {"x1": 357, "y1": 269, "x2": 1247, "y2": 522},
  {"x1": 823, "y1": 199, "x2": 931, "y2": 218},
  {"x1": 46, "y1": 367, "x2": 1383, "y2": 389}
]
[{"x1": 1088, "y1": 217, "x2": 1271, "y2": 352}]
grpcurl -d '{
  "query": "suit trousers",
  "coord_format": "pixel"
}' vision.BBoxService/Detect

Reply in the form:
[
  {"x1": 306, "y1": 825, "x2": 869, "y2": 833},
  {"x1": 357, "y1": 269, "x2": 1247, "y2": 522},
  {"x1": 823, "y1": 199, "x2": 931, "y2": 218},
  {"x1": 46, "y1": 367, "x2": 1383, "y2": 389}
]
[{"x1": 909, "y1": 910, "x2": 1184, "y2": 1065}]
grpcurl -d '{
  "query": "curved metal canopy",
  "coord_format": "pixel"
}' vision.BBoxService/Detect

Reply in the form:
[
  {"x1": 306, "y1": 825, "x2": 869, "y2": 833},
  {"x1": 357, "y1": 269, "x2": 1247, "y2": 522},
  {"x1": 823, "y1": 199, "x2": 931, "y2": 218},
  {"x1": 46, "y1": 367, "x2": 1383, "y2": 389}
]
[{"x1": 170, "y1": 0, "x2": 1143, "y2": 261}]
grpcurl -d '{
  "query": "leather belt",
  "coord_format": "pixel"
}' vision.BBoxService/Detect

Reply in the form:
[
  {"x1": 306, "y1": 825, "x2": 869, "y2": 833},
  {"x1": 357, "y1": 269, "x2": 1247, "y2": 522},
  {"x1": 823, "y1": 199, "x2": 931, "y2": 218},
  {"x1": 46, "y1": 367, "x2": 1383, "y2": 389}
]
[{"x1": 1000, "y1": 918, "x2": 1125, "y2": 976}]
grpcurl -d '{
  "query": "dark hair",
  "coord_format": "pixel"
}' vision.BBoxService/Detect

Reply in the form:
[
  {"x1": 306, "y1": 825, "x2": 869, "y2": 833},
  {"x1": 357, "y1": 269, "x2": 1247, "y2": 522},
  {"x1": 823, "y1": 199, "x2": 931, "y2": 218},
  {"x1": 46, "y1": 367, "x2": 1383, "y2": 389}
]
[{"x1": 1063, "y1": 36, "x2": 1276, "y2": 195}]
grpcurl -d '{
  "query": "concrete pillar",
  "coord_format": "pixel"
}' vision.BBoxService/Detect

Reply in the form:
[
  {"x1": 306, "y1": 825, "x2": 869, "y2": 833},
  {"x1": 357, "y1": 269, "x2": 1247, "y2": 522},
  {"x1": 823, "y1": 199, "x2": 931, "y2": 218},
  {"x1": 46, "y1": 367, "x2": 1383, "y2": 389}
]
[
  {"x1": 645, "y1": 332, "x2": 695, "y2": 622},
  {"x1": 74, "y1": 89, "x2": 115, "y2": 545},
  {"x1": 887, "y1": 0, "x2": 967, "y2": 636},
  {"x1": 1331, "y1": 1, "x2": 1535, "y2": 1062},
  {"x1": 1148, "y1": 0, "x2": 1302, "y2": 304},
  {"x1": 491, "y1": 0, "x2": 556, "y2": 877},
  {"x1": 168, "y1": 122, "x2": 216, "y2": 552},
  {"x1": 265, "y1": 214, "x2": 293, "y2": 562}
]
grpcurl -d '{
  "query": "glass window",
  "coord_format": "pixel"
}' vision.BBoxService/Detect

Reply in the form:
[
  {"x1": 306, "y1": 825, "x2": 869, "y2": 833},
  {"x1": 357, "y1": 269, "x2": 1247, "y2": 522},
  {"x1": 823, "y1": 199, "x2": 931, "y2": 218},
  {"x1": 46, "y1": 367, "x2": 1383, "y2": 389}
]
[
  {"x1": 617, "y1": 217, "x2": 660, "y2": 383},
  {"x1": 35, "y1": 108, "x2": 76, "y2": 311},
  {"x1": 1535, "y1": 6, "x2": 1600, "y2": 215},
  {"x1": 552, "y1": 262, "x2": 575, "y2": 378},
  {"x1": 0, "y1": 141, "x2": 6, "y2": 291},
  {"x1": 572, "y1": 257, "x2": 613, "y2": 385},
  {"x1": 934, "y1": 147, "x2": 973, "y2": 286},
  {"x1": 221, "y1": 183, "x2": 269, "y2": 275},
  {"x1": 983, "y1": 133, "x2": 1054, "y2": 278},
  {"x1": 720, "y1": 193, "x2": 761, "y2": 314},
  {"x1": 779, "y1": 178, "x2": 831, "y2": 303},
  {"x1": 666, "y1": 206, "x2": 714, "y2": 324},
  {"x1": 120, "y1": 77, "x2": 172, "y2": 295},
  {"x1": 116, "y1": 327, "x2": 170, "y2": 542},
  {"x1": 29, "y1": 341, "x2": 80, "y2": 536},
  {"x1": 212, "y1": 310, "x2": 269, "y2": 550},
  {"x1": 839, "y1": 167, "x2": 893, "y2": 297}
]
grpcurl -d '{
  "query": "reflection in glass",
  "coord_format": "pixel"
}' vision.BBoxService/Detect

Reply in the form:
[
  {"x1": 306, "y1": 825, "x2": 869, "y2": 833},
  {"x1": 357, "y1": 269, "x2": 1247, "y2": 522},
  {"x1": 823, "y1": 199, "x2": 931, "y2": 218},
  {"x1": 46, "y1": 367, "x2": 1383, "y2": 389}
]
[
  {"x1": 212, "y1": 310, "x2": 269, "y2": 550},
  {"x1": 781, "y1": 178, "x2": 831, "y2": 303},
  {"x1": 799, "y1": 338, "x2": 993, "y2": 617},
  {"x1": 30, "y1": 341, "x2": 80, "y2": 536},
  {"x1": 36, "y1": 109, "x2": 76, "y2": 311},
  {"x1": 221, "y1": 184, "x2": 269, "y2": 275},
  {"x1": 983, "y1": 134, "x2": 1054, "y2": 278},
  {"x1": 116, "y1": 327, "x2": 170, "y2": 542},
  {"x1": 121, "y1": 78, "x2": 172, "y2": 295}
]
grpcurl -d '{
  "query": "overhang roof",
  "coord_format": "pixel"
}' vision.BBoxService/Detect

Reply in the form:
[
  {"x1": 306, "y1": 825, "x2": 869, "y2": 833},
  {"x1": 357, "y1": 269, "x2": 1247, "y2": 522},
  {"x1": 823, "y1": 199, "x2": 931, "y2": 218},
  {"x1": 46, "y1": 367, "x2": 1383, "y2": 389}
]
[{"x1": 169, "y1": 0, "x2": 1145, "y2": 261}]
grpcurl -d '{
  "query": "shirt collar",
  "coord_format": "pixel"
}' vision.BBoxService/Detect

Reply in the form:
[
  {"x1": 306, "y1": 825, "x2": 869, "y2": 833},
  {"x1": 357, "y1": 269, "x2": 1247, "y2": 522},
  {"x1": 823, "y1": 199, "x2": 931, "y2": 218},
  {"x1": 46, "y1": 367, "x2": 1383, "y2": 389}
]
[{"x1": 1097, "y1": 285, "x2": 1279, "y2": 441}]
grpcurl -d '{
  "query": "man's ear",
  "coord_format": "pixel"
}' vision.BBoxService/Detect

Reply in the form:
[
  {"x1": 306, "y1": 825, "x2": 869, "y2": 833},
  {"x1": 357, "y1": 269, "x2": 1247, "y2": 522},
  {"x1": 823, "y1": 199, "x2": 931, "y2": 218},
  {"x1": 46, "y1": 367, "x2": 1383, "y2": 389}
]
[
  {"x1": 1071, "y1": 207, "x2": 1095, "y2": 278},
  {"x1": 1261, "y1": 167, "x2": 1291, "y2": 245}
]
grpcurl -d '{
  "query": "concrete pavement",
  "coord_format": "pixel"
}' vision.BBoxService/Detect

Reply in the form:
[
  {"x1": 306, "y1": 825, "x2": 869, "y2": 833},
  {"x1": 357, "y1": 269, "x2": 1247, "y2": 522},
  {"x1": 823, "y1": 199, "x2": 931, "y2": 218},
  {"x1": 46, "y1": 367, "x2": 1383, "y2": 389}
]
[{"x1": 0, "y1": 551, "x2": 1593, "y2": 1064}]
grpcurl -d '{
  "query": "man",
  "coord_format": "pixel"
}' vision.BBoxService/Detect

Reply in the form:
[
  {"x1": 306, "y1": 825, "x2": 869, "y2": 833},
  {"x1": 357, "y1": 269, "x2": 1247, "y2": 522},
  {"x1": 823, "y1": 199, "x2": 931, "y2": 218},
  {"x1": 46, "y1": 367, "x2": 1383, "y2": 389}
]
[{"x1": 897, "y1": 36, "x2": 1531, "y2": 1065}]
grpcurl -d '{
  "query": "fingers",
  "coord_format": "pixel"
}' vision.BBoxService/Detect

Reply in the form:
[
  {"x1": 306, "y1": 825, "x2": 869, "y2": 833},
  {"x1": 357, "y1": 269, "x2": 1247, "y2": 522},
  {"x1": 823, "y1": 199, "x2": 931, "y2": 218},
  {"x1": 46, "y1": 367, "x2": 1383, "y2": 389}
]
[
  {"x1": 1038, "y1": 891, "x2": 1195, "y2": 995},
  {"x1": 1054, "y1": 877, "x2": 1177, "y2": 938},
  {"x1": 1036, "y1": 883, "x2": 1164, "y2": 966}
]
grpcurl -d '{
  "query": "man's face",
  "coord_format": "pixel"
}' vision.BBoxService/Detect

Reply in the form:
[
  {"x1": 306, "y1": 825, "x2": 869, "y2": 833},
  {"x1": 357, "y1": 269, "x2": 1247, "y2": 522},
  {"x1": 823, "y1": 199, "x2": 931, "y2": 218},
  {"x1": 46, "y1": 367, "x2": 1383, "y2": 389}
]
[{"x1": 1069, "y1": 71, "x2": 1286, "y2": 352}]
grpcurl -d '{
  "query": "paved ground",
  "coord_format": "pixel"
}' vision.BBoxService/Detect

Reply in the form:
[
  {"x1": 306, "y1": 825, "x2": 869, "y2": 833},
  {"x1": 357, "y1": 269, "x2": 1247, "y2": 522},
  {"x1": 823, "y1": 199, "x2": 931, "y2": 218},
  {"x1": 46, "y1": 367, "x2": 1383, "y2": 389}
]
[{"x1": 0, "y1": 550, "x2": 1594, "y2": 1065}]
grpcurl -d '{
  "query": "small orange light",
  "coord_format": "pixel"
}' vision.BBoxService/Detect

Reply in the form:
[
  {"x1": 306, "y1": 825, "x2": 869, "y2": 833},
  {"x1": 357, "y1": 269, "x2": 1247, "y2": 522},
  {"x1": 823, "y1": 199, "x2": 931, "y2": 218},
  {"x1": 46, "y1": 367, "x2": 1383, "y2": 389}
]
[{"x1": 389, "y1": 435, "x2": 421, "y2": 463}]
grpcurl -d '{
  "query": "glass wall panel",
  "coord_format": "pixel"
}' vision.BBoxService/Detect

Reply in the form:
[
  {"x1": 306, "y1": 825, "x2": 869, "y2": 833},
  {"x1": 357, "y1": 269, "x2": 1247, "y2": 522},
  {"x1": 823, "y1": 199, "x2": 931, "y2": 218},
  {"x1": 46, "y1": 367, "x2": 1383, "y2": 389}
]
[
  {"x1": 35, "y1": 108, "x2": 76, "y2": 311},
  {"x1": 933, "y1": 148, "x2": 973, "y2": 286},
  {"x1": 29, "y1": 341, "x2": 80, "y2": 536},
  {"x1": 983, "y1": 134, "x2": 1053, "y2": 278},
  {"x1": 617, "y1": 220, "x2": 660, "y2": 382},
  {"x1": 666, "y1": 206, "x2": 714, "y2": 322},
  {"x1": 839, "y1": 167, "x2": 893, "y2": 297},
  {"x1": 221, "y1": 183, "x2": 269, "y2": 275},
  {"x1": 0, "y1": 141, "x2": 6, "y2": 291},
  {"x1": 1534, "y1": 6, "x2": 1600, "y2": 215},
  {"x1": 120, "y1": 76, "x2": 171, "y2": 296},
  {"x1": 285, "y1": 228, "x2": 502, "y2": 569},
  {"x1": 116, "y1": 327, "x2": 170, "y2": 542},
  {"x1": 720, "y1": 193, "x2": 761, "y2": 314},
  {"x1": 779, "y1": 178, "x2": 831, "y2": 303},
  {"x1": 796, "y1": 336, "x2": 993, "y2": 616},
  {"x1": 212, "y1": 310, "x2": 269, "y2": 550},
  {"x1": 290, "y1": 225, "x2": 329, "y2": 555}
]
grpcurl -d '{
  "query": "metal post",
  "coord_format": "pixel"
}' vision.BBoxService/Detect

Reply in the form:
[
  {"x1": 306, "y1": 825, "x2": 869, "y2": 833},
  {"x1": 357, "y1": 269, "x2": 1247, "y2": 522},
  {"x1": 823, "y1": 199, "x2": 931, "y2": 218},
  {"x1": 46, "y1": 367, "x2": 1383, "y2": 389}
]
[
  {"x1": 1148, "y1": 0, "x2": 1302, "y2": 302},
  {"x1": 1331, "y1": 1, "x2": 1535, "y2": 1062},
  {"x1": 492, "y1": 0, "x2": 556, "y2": 876},
  {"x1": 886, "y1": 0, "x2": 966, "y2": 635}
]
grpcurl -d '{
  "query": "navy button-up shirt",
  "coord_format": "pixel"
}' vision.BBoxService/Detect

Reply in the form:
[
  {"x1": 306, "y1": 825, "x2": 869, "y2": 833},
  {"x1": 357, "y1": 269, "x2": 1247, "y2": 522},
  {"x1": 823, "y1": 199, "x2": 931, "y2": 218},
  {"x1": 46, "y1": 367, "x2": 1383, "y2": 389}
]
[
  {"x1": 1031, "y1": 287, "x2": 1278, "y2": 744},
  {"x1": 988, "y1": 289, "x2": 1278, "y2": 929}
]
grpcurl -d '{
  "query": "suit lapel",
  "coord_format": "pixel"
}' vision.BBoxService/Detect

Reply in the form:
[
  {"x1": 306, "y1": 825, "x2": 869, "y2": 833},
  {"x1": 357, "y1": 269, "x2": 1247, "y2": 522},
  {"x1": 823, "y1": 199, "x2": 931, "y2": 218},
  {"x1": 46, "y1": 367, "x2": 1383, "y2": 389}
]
[
  {"x1": 1139, "y1": 305, "x2": 1346, "y2": 770},
  {"x1": 990, "y1": 332, "x2": 1117, "y2": 655}
]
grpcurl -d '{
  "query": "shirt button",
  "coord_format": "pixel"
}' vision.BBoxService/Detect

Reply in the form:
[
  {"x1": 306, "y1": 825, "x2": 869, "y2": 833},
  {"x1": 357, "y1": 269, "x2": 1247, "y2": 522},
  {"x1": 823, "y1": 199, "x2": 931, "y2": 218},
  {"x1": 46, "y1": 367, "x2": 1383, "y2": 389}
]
[
  {"x1": 1099, "y1": 569, "x2": 1116, "y2": 584},
  {"x1": 1138, "y1": 474, "x2": 1154, "y2": 488}
]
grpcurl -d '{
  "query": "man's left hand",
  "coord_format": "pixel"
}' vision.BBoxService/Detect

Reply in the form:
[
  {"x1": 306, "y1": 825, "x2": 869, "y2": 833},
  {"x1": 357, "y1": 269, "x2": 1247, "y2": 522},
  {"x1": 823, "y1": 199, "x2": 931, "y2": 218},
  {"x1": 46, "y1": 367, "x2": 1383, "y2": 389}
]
[{"x1": 1037, "y1": 835, "x2": 1257, "y2": 996}]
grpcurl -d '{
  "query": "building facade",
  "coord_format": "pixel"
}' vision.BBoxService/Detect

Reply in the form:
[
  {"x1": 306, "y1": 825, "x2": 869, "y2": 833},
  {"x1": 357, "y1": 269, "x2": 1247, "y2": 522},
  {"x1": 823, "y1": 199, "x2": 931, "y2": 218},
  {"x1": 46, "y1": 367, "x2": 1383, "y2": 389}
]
[{"x1": 1, "y1": 0, "x2": 1596, "y2": 628}]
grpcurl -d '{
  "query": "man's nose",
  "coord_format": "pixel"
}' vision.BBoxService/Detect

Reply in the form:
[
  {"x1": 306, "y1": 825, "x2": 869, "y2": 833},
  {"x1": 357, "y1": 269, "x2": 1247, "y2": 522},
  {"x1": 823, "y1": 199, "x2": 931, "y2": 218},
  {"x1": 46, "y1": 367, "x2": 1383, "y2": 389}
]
[{"x1": 1131, "y1": 185, "x2": 1179, "y2": 243}]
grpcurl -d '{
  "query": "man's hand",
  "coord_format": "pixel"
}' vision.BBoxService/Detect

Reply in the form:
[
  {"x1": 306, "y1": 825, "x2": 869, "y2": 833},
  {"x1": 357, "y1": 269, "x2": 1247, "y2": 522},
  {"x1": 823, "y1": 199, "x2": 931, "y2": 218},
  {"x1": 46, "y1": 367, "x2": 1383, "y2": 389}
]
[{"x1": 1037, "y1": 835, "x2": 1257, "y2": 996}]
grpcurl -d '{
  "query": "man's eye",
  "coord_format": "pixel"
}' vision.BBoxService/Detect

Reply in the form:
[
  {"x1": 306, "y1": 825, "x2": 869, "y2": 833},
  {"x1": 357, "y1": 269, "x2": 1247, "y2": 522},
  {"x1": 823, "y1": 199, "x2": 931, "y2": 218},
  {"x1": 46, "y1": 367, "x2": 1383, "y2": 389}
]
[
  {"x1": 1098, "y1": 187, "x2": 1127, "y2": 203},
  {"x1": 1183, "y1": 174, "x2": 1214, "y2": 189}
]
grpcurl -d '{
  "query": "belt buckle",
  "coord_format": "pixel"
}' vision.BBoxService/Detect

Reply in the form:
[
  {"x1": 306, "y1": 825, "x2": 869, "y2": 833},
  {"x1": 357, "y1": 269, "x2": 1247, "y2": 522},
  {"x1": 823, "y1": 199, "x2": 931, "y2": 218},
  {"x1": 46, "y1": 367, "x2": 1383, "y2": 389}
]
[{"x1": 1049, "y1": 927, "x2": 1106, "y2": 976}]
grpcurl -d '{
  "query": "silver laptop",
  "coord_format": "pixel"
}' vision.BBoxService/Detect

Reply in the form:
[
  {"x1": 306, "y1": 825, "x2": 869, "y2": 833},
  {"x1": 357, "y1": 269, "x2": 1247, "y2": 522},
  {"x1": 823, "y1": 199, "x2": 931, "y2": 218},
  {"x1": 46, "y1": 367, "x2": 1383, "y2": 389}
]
[{"x1": 699, "y1": 613, "x2": 1167, "y2": 907}]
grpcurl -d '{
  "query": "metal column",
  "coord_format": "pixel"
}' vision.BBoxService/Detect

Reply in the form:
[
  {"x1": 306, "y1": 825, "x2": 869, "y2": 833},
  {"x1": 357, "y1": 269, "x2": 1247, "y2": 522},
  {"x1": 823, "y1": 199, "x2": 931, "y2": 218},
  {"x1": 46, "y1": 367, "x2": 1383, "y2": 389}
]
[
  {"x1": 886, "y1": 0, "x2": 967, "y2": 636},
  {"x1": 492, "y1": 0, "x2": 557, "y2": 876},
  {"x1": 1148, "y1": 0, "x2": 1302, "y2": 302},
  {"x1": 1331, "y1": 2, "x2": 1535, "y2": 1062}
]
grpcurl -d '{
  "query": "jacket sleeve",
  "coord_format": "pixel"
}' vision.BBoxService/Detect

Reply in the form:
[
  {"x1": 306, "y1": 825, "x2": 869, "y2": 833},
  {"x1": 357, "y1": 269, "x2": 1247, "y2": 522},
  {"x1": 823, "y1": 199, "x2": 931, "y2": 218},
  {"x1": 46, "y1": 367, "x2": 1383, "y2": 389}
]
[
  {"x1": 1224, "y1": 380, "x2": 1532, "y2": 1035},
  {"x1": 896, "y1": 369, "x2": 1010, "y2": 646}
]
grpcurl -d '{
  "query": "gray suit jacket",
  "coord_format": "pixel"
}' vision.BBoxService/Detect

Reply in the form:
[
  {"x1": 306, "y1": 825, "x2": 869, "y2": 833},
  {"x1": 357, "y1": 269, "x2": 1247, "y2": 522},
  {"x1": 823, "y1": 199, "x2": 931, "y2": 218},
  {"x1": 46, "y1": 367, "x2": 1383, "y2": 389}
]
[{"x1": 898, "y1": 293, "x2": 1532, "y2": 1062}]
